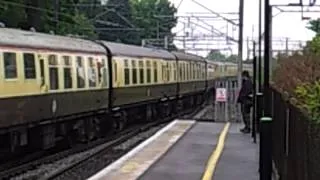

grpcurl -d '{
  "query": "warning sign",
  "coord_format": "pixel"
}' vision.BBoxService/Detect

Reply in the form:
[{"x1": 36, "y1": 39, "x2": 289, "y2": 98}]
[{"x1": 215, "y1": 88, "x2": 227, "y2": 102}]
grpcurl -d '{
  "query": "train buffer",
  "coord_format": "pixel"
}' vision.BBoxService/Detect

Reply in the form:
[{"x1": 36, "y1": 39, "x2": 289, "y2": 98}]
[{"x1": 88, "y1": 119, "x2": 259, "y2": 180}]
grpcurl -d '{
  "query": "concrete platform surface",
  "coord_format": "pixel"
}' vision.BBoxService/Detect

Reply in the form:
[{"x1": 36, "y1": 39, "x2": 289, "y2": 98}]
[
  {"x1": 88, "y1": 120, "x2": 259, "y2": 180},
  {"x1": 88, "y1": 120, "x2": 196, "y2": 180},
  {"x1": 139, "y1": 122, "x2": 225, "y2": 180},
  {"x1": 213, "y1": 123, "x2": 259, "y2": 180}
]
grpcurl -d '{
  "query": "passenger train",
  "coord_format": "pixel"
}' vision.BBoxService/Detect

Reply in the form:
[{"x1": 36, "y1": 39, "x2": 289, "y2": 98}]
[{"x1": 0, "y1": 28, "x2": 252, "y2": 155}]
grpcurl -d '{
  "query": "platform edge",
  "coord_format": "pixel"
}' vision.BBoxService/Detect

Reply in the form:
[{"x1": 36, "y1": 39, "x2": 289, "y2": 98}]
[{"x1": 87, "y1": 119, "x2": 194, "y2": 180}]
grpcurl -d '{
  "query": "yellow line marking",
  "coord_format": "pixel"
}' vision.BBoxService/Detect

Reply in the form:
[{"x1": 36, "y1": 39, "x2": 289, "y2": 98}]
[{"x1": 201, "y1": 122, "x2": 231, "y2": 180}]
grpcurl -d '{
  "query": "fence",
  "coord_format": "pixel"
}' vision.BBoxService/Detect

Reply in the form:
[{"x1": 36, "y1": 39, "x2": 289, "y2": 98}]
[
  {"x1": 200, "y1": 77, "x2": 241, "y2": 122},
  {"x1": 270, "y1": 86, "x2": 320, "y2": 180}
]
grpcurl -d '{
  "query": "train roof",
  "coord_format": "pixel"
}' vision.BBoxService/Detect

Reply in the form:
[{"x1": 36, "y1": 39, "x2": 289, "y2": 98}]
[
  {"x1": 170, "y1": 51, "x2": 205, "y2": 62},
  {"x1": 0, "y1": 28, "x2": 106, "y2": 54},
  {"x1": 98, "y1": 41, "x2": 176, "y2": 60}
]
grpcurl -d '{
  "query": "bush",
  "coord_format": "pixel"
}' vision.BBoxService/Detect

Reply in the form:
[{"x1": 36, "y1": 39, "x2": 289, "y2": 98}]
[
  {"x1": 295, "y1": 82, "x2": 320, "y2": 122},
  {"x1": 272, "y1": 51, "x2": 320, "y2": 121}
]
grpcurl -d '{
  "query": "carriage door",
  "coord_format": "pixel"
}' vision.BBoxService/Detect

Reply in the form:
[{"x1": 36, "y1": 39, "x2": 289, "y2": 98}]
[{"x1": 38, "y1": 55, "x2": 49, "y2": 92}]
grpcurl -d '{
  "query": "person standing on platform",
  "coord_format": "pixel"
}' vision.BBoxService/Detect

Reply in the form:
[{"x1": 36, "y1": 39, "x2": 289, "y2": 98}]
[{"x1": 237, "y1": 70, "x2": 253, "y2": 133}]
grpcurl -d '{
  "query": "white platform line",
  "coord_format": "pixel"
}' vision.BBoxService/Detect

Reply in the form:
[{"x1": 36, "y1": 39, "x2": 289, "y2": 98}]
[{"x1": 88, "y1": 119, "x2": 193, "y2": 180}]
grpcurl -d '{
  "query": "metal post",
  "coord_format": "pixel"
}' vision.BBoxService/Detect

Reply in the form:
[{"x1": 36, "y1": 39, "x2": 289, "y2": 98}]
[
  {"x1": 237, "y1": 0, "x2": 244, "y2": 90},
  {"x1": 141, "y1": 39, "x2": 146, "y2": 47},
  {"x1": 54, "y1": 0, "x2": 60, "y2": 32},
  {"x1": 257, "y1": 0, "x2": 263, "y2": 132},
  {"x1": 252, "y1": 41, "x2": 257, "y2": 143},
  {"x1": 214, "y1": 81, "x2": 218, "y2": 121},
  {"x1": 260, "y1": 0, "x2": 272, "y2": 179},
  {"x1": 264, "y1": 3, "x2": 271, "y2": 118},
  {"x1": 259, "y1": 117, "x2": 272, "y2": 180},
  {"x1": 164, "y1": 36, "x2": 169, "y2": 49},
  {"x1": 225, "y1": 80, "x2": 229, "y2": 122}
]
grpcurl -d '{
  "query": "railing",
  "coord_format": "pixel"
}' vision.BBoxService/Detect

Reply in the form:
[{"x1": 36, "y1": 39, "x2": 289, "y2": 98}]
[{"x1": 270, "y1": 86, "x2": 320, "y2": 180}]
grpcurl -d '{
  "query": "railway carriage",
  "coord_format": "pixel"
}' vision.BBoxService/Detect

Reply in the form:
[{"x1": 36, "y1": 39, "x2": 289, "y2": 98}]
[
  {"x1": 97, "y1": 41, "x2": 178, "y2": 128},
  {"x1": 0, "y1": 28, "x2": 109, "y2": 154}
]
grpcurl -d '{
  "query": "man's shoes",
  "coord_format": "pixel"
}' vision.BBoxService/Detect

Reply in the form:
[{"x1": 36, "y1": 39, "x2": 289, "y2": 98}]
[{"x1": 240, "y1": 127, "x2": 250, "y2": 134}]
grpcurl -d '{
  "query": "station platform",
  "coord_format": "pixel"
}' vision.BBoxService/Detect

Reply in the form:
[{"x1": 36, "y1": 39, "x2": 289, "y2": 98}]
[{"x1": 88, "y1": 120, "x2": 259, "y2": 180}]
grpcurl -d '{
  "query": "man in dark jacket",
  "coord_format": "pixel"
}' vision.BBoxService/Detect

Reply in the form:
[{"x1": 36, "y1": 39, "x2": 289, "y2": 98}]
[{"x1": 237, "y1": 70, "x2": 253, "y2": 133}]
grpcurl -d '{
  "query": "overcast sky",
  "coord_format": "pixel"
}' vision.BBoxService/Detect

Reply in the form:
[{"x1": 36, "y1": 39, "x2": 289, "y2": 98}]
[{"x1": 169, "y1": 0, "x2": 320, "y2": 58}]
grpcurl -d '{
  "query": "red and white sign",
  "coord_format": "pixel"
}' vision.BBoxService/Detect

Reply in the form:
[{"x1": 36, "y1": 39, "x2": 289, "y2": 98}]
[{"x1": 215, "y1": 88, "x2": 227, "y2": 102}]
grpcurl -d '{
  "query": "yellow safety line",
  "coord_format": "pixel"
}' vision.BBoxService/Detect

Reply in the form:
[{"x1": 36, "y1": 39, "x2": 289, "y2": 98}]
[{"x1": 201, "y1": 122, "x2": 231, "y2": 180}]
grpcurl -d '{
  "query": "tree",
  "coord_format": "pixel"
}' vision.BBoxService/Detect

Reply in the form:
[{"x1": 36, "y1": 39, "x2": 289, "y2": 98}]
[
  {"x1": 0, "y1": 0, "x2": 96, "y2": 38},
  {"x1": 94, "y1": 0, "x2": 140, "y2": 44},
  {"x1": 225, "y1": 54, "x2": 238, "y2": 62},
  {"x1": 131, "y1": 0, "x2": 177, "y2": 46},
  {"x1": 206, "y1": 50, "x2": 227, "y2": 61},
  {"x1": 0, "y1": 0, "x2": 27, "y2": 28},
  {"x1": 43, "y1": 0, "x2": 96, "y2": 38},
  {"x1": 307, "y1": 18, "x2": 320, "y2": 36}
]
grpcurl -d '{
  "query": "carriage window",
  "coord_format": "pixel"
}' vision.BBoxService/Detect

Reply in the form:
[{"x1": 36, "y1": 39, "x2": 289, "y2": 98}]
[
  {"x1": 139, "y1": 61, "x2": 144, "y2": 84},
  {"x1": 76, "y1": 57, "x2": 85, "y2": 88},
  {"x1": 3, "y1": 52, "x2": 17, "y2": 79},
  {"x1": 97, "y1": 59, "x2": 102, "y2": 85},
  {"x1": 132, "y1": 60, "x2": 137, "y2": 84},
  {"x1": 167, "y1": 63, "x2": 170, "y2": 82},
  {"x1": 162, "y1": 63, "x2": 166, "y2": 82},
  {"x1": 146, "y1": 61, "x2": 151, "y2": 83},
  {"x1": 99, "y1": 59, "x2": 108, "y2": 87},
  {"x1": 48, "y1": 55, "x2": 59, "y2": 90},
  {"x1": 193, "y1": 64, "x2": 196, "y2": 79},
  {"x1": 198, "y1": 64, "x2": 201, "y2": 79},
  {"x1": 189, "y1": 63, "x2": 192, "y2": 80},
  {"x1": 182, "y1": 63, "x2": 185, "y2": 81},
  {"x1": 179, "y1": 64, "x2": 183, "y2": 81},
  {"x1": 202, "y1": 64, "x2": 205, "y2": 79},
  {"x1": 124, "y1": 60, "x2": 130, "y2": 85},
  {"x1": 63, "y1": 56, "x2": 72, "y2": 89},
  {"x1": 113, "y1": 62, "x2": 117, "y2": 83},
  {"x1": 88, "y1": 57, "x2": 97, "y2": 87},
  {"x1": 173, "y1": 63, "x2": 176, "y2": 81},
  {"x1": 153, "y1": 61, "x2": 157, "y2": 83},
  {"x1": 23, "y1": 53, "x2": 36, "y2": 79},
  {"x1": 184, "y1": 63, "x2": 187, "y2": 80}
]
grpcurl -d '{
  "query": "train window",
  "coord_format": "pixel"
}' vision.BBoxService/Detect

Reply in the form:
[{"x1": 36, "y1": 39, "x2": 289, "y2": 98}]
[
  {"x1": 202, "y1": 65, "x2": 205, "y2": 79},
  {"x1": 167, "y1": 63, "x2": 170, "y2": 81},
  {"x1": 193, "y1": 64, "x2": 196, "y2": 79},
  {"x1": 132, "y1": 60, "x2": 137, "y2": 84},
  {"x1": 23, "y1": 53, "x2": 36, "y2": 79},
  {"x1": 153, "y1": 61, "x2": 157, "y2": 83},
  {"x1": 139, "y1": 61, "x2": 144, "y2": 84},
  {"x1": 113, "y1": 62, "x2": 117, "y2": 83},
  {"x1": 124, "y1": 59, "x2": 130, "y2": 85},
  {"x1": 88, "y1": 57, "x2": 97, "y2": 87},
  {"x1": 189, "y1": 63, "x2": 192, "y2": 80},
  {"x1": 3, "y1": 52, "x2": 17, "y2": 79},
  {"x1": 63, "y1": 56, "x2": 72, "y2": 89},
  {"x1": 97, "y1": 59, "x2": 102, "y2": 85},
  {"x1": 179, "y1": 64, "x2": 182, "y2": 81},
  {"x1": 99, "y1": 59, "x2": 108, "y2": 87},
  {"x1": 173, "y1": 63, "x2": 176, "y2": 81},
  {"x1": 198, "y1": 64, "x2": 201, "y2": 79},
  {"x1": 162, "y1": 63, "x2": 166, "y2": 82},
  {"x1": 48, "y1": 55, "x2": 59, "y2": 90},
  {"x1": 186, "y1": 63, "x2": 189, "y2": 80},
  {"x1": 146, "y1": 61, "x2": 151, "y2": 83},
  {"x1": 76, "y1": 56, "x2": 85, "y2": 88},
  {"x1": 182, "y1": 63, "x2": 185, "y2": 81}
]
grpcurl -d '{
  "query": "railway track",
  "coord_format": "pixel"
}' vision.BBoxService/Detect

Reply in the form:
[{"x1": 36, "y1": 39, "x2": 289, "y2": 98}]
[{"x1": 0, "y1": 105, "x2": 203, "y2": 180}]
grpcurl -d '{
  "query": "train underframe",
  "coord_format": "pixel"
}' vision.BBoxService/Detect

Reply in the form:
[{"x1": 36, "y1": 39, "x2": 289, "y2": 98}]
[{"x1": 0, "y1": 89, "x2": 211, "y2": 161}]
